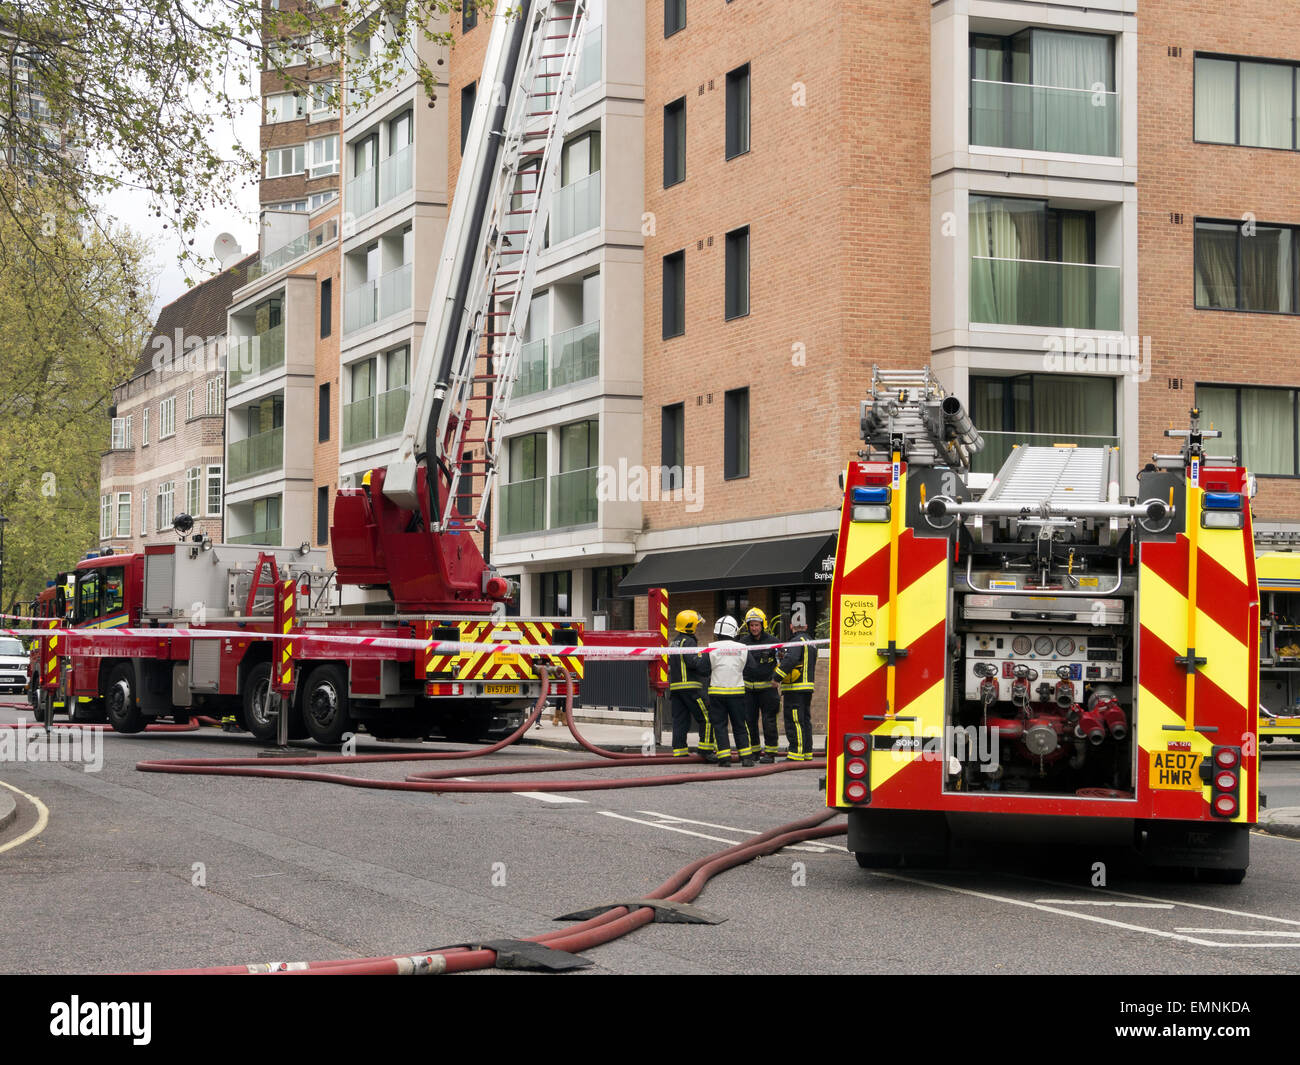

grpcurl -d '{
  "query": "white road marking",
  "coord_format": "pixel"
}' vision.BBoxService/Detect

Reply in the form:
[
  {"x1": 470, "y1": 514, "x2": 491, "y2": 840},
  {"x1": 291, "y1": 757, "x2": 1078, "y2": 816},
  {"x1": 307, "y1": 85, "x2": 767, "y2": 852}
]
[
  {"x1": 0, "y1": 779, "x2": 49, "y2": 855},
  {"x1": 513, "y1": 792, "x2": 588, "y2": 804},
  {"x1": 621, "y1": 810, "x2": 833, "y2": 853},
  {"x1": 1175, "y1": 928, "x2": 1300, "y2": 938},
  {"x1": 1035, "y1": 900, "x2": 1174, "y2": 909},
  {"x1": 1013, "y1": 874, "x2": 1300, "y2": 928},
  {"x1": 874, "y1": 871, "x2": 1300, "y2": 949},
  {"x1": 599, "y1": 811, "x2": 739, "y2": 845}
]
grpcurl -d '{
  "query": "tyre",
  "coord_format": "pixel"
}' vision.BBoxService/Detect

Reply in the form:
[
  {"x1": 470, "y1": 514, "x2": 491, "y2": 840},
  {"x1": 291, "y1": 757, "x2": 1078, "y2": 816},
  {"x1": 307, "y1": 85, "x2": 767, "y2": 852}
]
[
  {"x1": 69, "y1": 697, "x2": 106, "y2": 724},
  {"x1": 241, "y1": 661, "x2": 278, "y2": 742},
  {"x1": 854, "y1": 852, "x2": 902, "y2": 869},
  {"x1": 104, "y1": 664, "x2": 146, "y2": 734},
  {"x1": 1198, "y1": 866, "x2": 1247, "y2": 885},
  {"x1": 364, "y1": 711, "x2": 427, "y2": 741},
  {"x1": 301, "y1": 664, "x2": 352, "y2": 746}
]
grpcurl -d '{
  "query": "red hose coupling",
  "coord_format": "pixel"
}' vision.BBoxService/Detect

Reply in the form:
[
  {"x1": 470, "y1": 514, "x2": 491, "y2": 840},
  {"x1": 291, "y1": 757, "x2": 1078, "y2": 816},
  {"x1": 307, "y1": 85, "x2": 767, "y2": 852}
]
[
  {"x1": 1074, "y1": 709, "x2": 1106, "y2": 747},
  {"x1": 1094, "y1": 699, "x2": 1128, "y2": 740}
]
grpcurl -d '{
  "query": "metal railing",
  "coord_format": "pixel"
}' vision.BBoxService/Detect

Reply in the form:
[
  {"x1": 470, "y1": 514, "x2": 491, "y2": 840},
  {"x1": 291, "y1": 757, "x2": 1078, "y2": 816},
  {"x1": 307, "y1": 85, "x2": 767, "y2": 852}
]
[
  {"x1": 970, "y1": 257, "x2": 1121, "y2": 331},
  {"x1": 550, "y1": 170, "x2": 601, "y2": 244},
  {"x1": 250, "y1": 219, "x2": 338, "y2": 280},
  {"x1": 550, "y1": 320, "x2": 600, "y2": 387},
  {"x1": 550, "y1": 466, "x2": 598, "y2": 528},
  {"x1": 347, "y1": 165, "x2": 377, "y2": 216},
  {"x1": 228, "y1": 426, "x2": 284, "y2": 482},
  {"x1": 500, "y1": 477, "x2": 546, "y2": 534},
  {"x1": 227, "y1": 325, "x2": 286, "y2": 387},
  {"x1": 970, "y1": 80, "x2": 1119, "y2": 157}
]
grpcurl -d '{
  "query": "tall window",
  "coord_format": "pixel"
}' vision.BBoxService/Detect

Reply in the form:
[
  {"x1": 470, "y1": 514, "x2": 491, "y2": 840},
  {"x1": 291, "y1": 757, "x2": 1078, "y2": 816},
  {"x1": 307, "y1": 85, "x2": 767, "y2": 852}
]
[
  {"x1": 540, "y1": 571, "x2": 572, "y2": 616},
  {"x1": 156, "y1": 481, "x2": 175, "y2": 531},
  {"x1": 663, "y1": 250, "x2": 685, "y2": 338},
  {"x1": 505, "y1": 432, "x2": 547, "y2": 534},
  {"x1": 319, "y1": 382, "x2": 331, "y2": 442},
  {"x1": 159, "y1": 396, "x2": 176, "y2": 438},
  {"x1": 724, "y1": 387, "x2": 749, "y2": 479},
  {"x1": 265, "y1": 92, "x2": 306, "y2": 123},
  {"x1": 726, "y1": 63, "x2": 750, "y2": 159},
  {"x1": 1196, "y1": 55, "x2": 1297, "y2": 149},
  {"x1": 111, "y1": 417, "x2": 129, "y2": 450},
  {"x1": 141, "y1": 408, "x2": 149, "y2": 446},
  {"x1": 185, "y1": 388, "x2": 195, "y2": 421},
  {"x1": 461, "y1": 81, "x2": 477, "y2": 153},
  {"x1": 665, "y1": 0, "x2": 685, "y2": 38},
  {"x1": 1198, "y1": 385, "x2": 1298, "y2": 477},
  {"x1": 661, "y1": 403, "x2": 685, "y2": 490},
  {"x1": 725, "y1": 226, "x2": 750, "y2": 319},
  {"x1": 100, "y1": 495, "x2": 111, "y2": 540},
  {"x1": 116, "y1": 492, "x2": 131, "y2": 538},
  {"x1": 462, "y1": 0, "x2": 477, "y2": 31},
  {"x1": 664, "y1": 97, "x2": 686, "y2": 187},
  {"x1": 1195, "y1": 219, "x2": 1297, "y2": 314},
  {"x1": 970, "y1": 373, "x2": 1117, "y2": 475},
  {"x1": 206, "y1": 376, "x2": 224, "y2": 416},
  {"x1": 186, "y1": 467, "x2": 201, "y2": 516},
  {"x1": 141, "y1": 489, "x2": 150, "y2": 536},
  {"x1": 206, "y1": 466, "x2": 223, "y2": 516},
  {"x1": 317, "y1": 485, "x2": 330, "y2": 545},
  {"x1": 320, "y1": 277, "x2": 332, "y2": 337}
]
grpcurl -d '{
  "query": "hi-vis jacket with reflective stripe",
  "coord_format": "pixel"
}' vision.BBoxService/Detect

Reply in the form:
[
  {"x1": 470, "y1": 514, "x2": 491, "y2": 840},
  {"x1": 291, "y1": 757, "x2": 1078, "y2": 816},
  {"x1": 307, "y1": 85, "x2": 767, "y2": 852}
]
[
  {"x1": 740, "y1": 630, "x2": 778, "y2": 687},
  {"x1": 707, "y1": 641, "x2": 747, "y2": 695},
  {"x1": 668, "y1": 634, "x2": 710, "y2": 691},
  {"x1": 775, "y1": 631, "x2": 817, "y2": 691}
]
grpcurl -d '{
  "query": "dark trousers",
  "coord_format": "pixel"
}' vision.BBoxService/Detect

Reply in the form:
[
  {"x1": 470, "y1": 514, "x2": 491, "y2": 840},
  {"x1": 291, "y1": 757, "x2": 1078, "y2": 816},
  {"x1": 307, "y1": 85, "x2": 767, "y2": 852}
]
[
  {"x1": 783, "y1": 690, "x2": 814, "y2": 760},
  {"x1": 708, "y1": 693, "x2": 752, "y2": 761},
  {"x1": 746, "y1": 685, "x2": 782, "y2": 755},
  {"x1": 670, "y1": 690, "x2": 714, "y2": 755}
]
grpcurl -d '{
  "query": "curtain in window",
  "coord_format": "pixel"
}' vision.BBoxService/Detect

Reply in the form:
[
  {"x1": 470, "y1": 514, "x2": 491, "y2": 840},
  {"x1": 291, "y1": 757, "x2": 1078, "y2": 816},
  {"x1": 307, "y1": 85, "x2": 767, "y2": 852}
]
[
  {"x1": 1241, "y1": 389, "x2": 1295, "y2": 475},
  {"x1": 1239, "y1": 62, "x2": 1293, "y2": 149},
  {"x1": 1197, "y1": 387, "x2": 1239, "y2": 461},
  {"x1": 970, "y1": 37, "x2": 1005, "y2": 147},
  {"x1": 972, "y1": 196, "x2": 1044, "y2": 324},
  {"x1": 1060, "y1": 213, "x2": 1092, "y2": 328},
  {"x1": 1242, "y1": 226, "x2": 1294, "y2": 312},
  {"x1": 1031, "y1": 374, "x2": 1115, "y2": 444},
  {"x1": 1195, "y1": 224, "x2": 1239, "y2": 308},
  {"x1": 1195, "y1": 58, "x2": 1237, "y2": 143},
  {"x1": 1031, "y1": 31, "x2": 1114, "y2": 155}
]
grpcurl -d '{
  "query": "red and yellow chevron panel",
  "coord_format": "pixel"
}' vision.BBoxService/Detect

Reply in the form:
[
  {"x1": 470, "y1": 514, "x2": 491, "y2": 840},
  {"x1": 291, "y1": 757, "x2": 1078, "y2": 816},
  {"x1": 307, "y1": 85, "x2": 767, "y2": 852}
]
[{"x1": 433, "y1": 620, "x2": 584, "y2": 682}]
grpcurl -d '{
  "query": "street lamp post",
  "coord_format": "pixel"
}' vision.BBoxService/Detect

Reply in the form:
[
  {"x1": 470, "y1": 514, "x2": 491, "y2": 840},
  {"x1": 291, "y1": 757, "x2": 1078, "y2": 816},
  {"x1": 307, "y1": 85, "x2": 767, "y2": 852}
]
[{"x1": 0, "y1": 514, "x2": 8, "y2": 616}]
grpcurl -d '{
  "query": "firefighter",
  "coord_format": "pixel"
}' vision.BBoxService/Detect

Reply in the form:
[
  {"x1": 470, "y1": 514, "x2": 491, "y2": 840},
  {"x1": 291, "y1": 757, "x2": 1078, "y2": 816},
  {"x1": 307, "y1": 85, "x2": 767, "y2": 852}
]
[
  {"x1": 774, "y1": 608, "x2": 817, "y2": 760},
  {"x1": 668, "y1": 609, "x2": 716, "y2": 760},
  {"x1": 707, "y1": 615, "x2": 754, "y2": 767},
  {"x1": 740, "y1": 607, "x2": 782, "y2": 762}
]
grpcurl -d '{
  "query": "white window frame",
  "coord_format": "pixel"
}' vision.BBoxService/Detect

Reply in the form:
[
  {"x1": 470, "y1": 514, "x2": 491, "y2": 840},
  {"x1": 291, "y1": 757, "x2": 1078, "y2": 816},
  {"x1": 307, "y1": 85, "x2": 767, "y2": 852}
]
[
  {"x1": 263, "y1": 200, "x2": 308, "y2": 213},
  {"x1": 186, "y1": 467, "x2": 201, "y2": 516},
  {"x1": 159, "y1": 396, "x2": 176, "y2": 439},
  {"x1": 309, "y1": 80, "x2": 338, "y2": 122},
  {"x1": 141, "y1": 408, "x2": 149, "y2": 446},
  {"x1": 100, "y1": 495, "x2": 111, "y2": 539},
  {"x1": 111, "y1": 417, "x2": 127, "y2": 450},
  {"x1": 186, "y1": 388, "x2": 195, "y2": 421},
  {"x1": 308, "y1": 134, "x2": 339, "y2": 178},
  {"x1": 156, "y1": 481, "x2": 175, "y2": 532},
  {"x1": 141, "y1": 487, "x2": 150, "y2": 536},
  {"x1": 116, "y1": 492, "x2": 131, "y2": 538},
  {"x1": 265, "y1": 91, "x2": 306, "y2": 124},
  {"x1": 206, "y1": 465, "x2": 223, "y2": 518},
  {"x1": 206, "y1": 377, "x2": 224, "y2": 416},
  {"x1": 309, "y1": 189, "x2": 338, "y2": 212},
  {"x1": 264, "y1": 144, "x2": 306, "y2": 179}
]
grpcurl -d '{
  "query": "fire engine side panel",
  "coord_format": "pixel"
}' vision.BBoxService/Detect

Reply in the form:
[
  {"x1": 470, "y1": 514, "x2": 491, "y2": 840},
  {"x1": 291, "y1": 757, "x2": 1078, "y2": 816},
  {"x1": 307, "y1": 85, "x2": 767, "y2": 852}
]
[{"x1": 1135, "y1": 480, "x2": 1258, "y2": 824}]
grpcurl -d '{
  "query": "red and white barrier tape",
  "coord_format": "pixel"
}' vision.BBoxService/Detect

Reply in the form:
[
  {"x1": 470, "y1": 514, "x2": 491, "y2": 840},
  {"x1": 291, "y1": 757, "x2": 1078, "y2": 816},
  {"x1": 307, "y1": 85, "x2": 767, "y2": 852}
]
[{"x1": 0, "y1": 620, "x2": 827, "y2": 661}]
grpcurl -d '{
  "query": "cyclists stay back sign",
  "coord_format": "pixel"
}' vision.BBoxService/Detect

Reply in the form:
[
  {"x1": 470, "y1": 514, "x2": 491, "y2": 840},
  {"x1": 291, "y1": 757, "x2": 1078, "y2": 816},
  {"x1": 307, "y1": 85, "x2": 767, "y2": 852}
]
[{"x1": 839, "y1": 596, "x2": 878, "y2": 648}]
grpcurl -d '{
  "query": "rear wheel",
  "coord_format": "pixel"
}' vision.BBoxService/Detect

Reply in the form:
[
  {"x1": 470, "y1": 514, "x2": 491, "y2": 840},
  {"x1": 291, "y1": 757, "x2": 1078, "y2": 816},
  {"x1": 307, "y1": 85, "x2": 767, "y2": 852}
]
[
  {"x1": 241, "y1": 662, "x2": 278, "y2": 742},
  {"x1": 104, "y1": 664, "x2": 146, "y2": 734},
  {"x1": 365, "y1": 711, "x2": 428, "y2": 741},
  {"x1": 301, "y1": 665, "x2": 352, "y2": 746}
]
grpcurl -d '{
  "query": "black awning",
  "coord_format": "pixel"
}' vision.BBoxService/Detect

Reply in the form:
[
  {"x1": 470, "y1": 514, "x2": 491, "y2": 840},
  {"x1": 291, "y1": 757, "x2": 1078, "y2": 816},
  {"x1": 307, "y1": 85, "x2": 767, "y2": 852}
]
[{"x1": 617, "y1": 533, "x2": 837, "y2": 595}]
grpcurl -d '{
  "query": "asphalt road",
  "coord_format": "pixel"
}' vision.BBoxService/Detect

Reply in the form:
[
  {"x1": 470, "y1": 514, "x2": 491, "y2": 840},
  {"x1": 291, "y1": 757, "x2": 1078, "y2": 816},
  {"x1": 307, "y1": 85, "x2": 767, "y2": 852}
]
[{"x1": 2, "y1": 700, "x2": 1299, "y2": 976}]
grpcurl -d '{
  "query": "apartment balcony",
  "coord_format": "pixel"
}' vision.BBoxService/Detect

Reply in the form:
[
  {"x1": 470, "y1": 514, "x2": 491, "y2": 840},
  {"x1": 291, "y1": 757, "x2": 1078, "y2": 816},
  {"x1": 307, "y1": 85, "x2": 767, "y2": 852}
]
[
  {"x1": 970, "y1": 81, "x2": 1119, "y2": 157},
  {"x1": 576, "y1": 25, "x2": 602, "y2": 91},
  {"x1": 348, "y1": 166, "x2": 377, "y2": 217},
  {"x1": 969, "y1": 258, "x2": 1121, "y2": 331},
  {"x1": 228, "y1": 427, "x2": 285, "y2": 482},
  {"x1": 342, "y1": 386, "x2": 409, "y2": 448},
  {"x1": 228, "y1": 528, "x2": 283, "y2": 546},
  {"x1": 379, "y1": 144, "x2": 413, "y2": 201},
  {"x1": 550, "y1": 466, "x2": 597, "y2": 528},
  {"x1": 344, "y1": 263, "x2": 413, "y2": 333},
  {"x1": 227, "y1": 325, "x2": 286, "y2": 388},
  {"x1": 550, "y1": 171, "x2": 601, "y2": 244},
  {"x1": 500, "y1": 477, "x2": 545, "y2": 535},
  {"x1": 250, "y1": 219, "x2": 338, "y2": 280},
  {"x1": 515, "y1": 320, "x2": 600, "y2": 398}
]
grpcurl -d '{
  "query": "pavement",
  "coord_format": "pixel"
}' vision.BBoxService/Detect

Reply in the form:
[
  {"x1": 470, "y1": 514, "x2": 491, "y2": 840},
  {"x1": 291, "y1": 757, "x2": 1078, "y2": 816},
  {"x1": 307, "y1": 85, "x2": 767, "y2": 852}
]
[
  {"x1": 0, "y1": 788, "x2": 13, "y2": 833},
  {"x1": 518, "y1": 713, "x2": 826, "y2": 758}
]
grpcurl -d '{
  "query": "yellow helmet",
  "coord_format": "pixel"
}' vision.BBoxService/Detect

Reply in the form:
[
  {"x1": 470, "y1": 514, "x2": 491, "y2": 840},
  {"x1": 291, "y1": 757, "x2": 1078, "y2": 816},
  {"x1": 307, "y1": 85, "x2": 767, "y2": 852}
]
[
  {"x1": 744, "y1": 607, "x2": 767, "y2": 629},
  {"x1": 675, "y1": 609, "x2": 702, "y2": 635}
]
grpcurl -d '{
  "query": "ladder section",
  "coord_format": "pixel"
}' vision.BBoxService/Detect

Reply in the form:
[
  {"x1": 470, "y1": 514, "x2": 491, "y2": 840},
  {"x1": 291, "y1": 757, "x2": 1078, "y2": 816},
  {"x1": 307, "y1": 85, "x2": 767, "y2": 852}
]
[
  {"x1": 984, "y1": 446, "x2": 1110, "y2": 509},
  {"x1": 436, "y1": 0, "x2": 590, "y2": 533}
]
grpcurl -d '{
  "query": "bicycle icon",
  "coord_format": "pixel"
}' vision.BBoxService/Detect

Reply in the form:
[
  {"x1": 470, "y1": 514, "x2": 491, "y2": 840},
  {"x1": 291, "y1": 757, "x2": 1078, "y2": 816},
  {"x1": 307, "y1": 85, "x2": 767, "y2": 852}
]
[{"x1": 842, "y1": 611, "x2": 875, "y2": 629}]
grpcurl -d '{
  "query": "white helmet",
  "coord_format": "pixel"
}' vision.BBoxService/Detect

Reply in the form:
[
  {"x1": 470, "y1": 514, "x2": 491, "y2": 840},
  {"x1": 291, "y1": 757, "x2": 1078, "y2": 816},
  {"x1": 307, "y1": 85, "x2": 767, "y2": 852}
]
[{"x1": 714, "y1": 615, "x2": 738, "y2": 638}]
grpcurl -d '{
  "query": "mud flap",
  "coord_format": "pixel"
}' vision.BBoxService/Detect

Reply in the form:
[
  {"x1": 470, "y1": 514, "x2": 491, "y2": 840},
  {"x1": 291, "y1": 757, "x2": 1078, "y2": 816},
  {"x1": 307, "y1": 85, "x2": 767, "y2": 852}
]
[
  {"x1": 848, "y1": 808, "x2": 950, "y2": 864},
  {"x1": 1134, "y1": 819, "x2": 1249, "y2": 870}
]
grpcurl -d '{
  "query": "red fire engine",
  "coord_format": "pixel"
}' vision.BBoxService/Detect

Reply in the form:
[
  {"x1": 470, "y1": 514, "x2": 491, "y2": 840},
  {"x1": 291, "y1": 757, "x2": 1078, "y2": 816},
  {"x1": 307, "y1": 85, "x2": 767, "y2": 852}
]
[{"x1": 827, "y1": 368, "x2": 1258, "y2": 881}]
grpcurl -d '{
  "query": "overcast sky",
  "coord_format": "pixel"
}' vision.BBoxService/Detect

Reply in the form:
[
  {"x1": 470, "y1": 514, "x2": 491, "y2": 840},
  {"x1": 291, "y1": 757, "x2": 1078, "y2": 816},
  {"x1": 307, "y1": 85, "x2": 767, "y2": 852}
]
[{"x1": 98, "y1": 61, "x2": 263, "y2": 319}]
